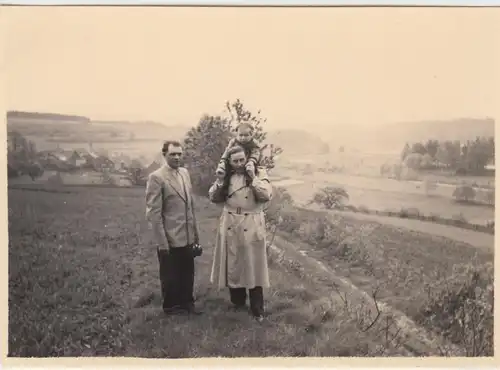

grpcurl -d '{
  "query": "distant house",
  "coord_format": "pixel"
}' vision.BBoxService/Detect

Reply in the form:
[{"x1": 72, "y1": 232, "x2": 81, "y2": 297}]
[
  {"x1": 110, "y1": 153, "x2": 133, "y2": 172},
  {"x1": 38, "y1": 149, "x2": 73, "y2": 171}
]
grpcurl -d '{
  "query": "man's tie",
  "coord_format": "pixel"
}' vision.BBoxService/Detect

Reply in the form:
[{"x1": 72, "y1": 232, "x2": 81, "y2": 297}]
[{"x1": 176, "y1": 170, "x2": 188, "y2": 199}]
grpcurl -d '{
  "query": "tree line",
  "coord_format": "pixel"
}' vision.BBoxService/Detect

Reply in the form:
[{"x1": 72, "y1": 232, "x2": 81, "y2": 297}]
[{"x1": 400, "y1": 137, "x2": 494, "y2": 174}]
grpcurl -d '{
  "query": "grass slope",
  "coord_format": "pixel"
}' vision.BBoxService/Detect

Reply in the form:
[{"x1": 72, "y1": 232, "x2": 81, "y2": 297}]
[
  {"x1": 275, "y1": 205, "x2": 494, "y2": 356},
  {"x1": 9, "y1": 186, "x2": 418, "y2": 357}
]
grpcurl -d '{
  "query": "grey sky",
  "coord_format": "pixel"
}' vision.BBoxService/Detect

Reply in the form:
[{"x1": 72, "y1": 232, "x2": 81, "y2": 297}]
[{"x1": 4, "y1": 7, "x2": 498, "y2": 131}]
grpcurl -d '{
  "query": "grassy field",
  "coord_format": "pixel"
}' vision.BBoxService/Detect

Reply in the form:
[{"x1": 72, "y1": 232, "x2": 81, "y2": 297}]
[{"x1": 8, "y1": 184, "x2": 494, "y2": 357}]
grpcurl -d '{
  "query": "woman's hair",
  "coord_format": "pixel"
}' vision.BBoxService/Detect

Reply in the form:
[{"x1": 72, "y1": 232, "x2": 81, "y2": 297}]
[
  {"x1": 226, "y1": 145, "x2": 246, "y2": 161},
  {"x1": 216, "y1": 145, "x2": 255, "y2": 202}
]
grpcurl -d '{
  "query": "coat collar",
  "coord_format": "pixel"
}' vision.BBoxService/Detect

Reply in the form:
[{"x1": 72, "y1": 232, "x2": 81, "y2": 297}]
[{"x1": 160, "y1": 158, "x2": 187, "y2": 202}]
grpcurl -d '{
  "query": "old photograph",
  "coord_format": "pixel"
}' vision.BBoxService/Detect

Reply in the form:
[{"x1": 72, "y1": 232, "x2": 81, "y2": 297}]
[{"x1": 5, "y1": 6, "x2": 496, "y2": 358}]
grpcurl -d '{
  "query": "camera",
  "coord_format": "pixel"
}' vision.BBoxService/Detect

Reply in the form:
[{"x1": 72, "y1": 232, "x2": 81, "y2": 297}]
[{"x1": 192, "y1": 243, "x2": 203, "y2": 258}]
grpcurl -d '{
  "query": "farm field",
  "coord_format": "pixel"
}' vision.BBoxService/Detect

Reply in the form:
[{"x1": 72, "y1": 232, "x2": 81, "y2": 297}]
[
  {"x1": 273, "y1": 170, "x2": 494, "y2": 225},
  {"x1": 8, "y1": 184, "x2": 493, "y2": 357}
]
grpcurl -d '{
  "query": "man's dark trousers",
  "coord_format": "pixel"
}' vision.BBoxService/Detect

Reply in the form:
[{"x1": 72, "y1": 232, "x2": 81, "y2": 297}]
[
  {"x1": 229, "y1": 286, "x2": 264, "y2": 316},
  {"x1": 157, "y1": 245, "x2": 194, "y2": 312}
]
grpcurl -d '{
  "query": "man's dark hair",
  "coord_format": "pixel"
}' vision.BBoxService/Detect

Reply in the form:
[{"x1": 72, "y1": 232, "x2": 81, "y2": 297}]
[
  {"x1": 162, "y1": 140, "x2": 182, "y2": 155},
  {"x1": 226, "y1": 145, "x2": 246, "y2": 159},
  {"x1": 214, "y1": 144, "x2": 256, "y2": 202}
]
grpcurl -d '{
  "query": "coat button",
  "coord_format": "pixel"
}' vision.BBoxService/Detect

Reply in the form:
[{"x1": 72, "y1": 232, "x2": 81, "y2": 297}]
[
  {"x1": 244, "y1": 229, "x2": 247, "y2": 232},
  {"x1": 228, "y1": 227, "x2": 231, "y2": 230}
]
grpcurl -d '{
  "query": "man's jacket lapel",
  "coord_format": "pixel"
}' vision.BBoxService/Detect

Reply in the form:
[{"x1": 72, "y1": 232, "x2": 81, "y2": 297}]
[{"x1": 163, "y1": 167, "x2": 187, "y2": 203}]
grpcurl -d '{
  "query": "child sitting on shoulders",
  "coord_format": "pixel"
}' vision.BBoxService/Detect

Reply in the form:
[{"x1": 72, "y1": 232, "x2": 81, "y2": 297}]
[{"x1": 215, "y1": 122, "x2": 261, "y2": 179}]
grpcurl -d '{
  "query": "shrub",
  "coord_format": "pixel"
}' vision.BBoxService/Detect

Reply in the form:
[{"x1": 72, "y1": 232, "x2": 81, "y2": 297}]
[
  {"x1": 398, "y1": 207, "x2": 420, "y2": 219},
  {"x1": 277, "y1": 205, "x2": 302, "y2": 234},
  {"x1": 428, "y1": 212, "x2": 440, "y2": 222},
  {"x1": 265, "y1": 186, "x2": 294, "y2": 237},
  {"x1": 418, "y1": 263, "x2": 493, "y2": 356},
  {"x1": 453, "y1": 185, "x2": 476, "y2": 203},
  {"x1": 311, "y1": 186, "x2": 349, "y2": 210},
  {"x1": 451, "y1": 213, "x2": 467, "y2": 225}
]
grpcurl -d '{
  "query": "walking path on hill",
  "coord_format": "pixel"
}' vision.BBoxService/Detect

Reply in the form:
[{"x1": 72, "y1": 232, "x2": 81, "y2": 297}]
[{"x1": 269, "y1": 234, "x2": 463, "y2": 356}]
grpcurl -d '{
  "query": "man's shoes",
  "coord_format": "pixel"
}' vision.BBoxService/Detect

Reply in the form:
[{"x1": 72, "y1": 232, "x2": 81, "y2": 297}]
[{"x1": 254, "y1": 314, "x2": 264, "y2": 323}]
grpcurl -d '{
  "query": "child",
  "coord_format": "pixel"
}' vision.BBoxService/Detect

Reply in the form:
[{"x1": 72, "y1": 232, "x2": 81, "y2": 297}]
[{"x1": 216, "y1": 122, "x2": 261, "y2": 179}]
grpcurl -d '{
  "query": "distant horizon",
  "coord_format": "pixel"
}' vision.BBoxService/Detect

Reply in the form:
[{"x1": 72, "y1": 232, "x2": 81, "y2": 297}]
[
  {"x1": 6, "y1": 108, "x2": 495, "y2": 130},
  {"x1": 5, "y1": 7, "x2": 497, "y2": 134}
]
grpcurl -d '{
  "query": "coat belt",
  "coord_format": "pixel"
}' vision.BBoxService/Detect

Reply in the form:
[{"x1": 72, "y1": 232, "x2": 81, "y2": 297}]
[{"x1": 223, "y1": 206, "x2": 262, "y2": 215}]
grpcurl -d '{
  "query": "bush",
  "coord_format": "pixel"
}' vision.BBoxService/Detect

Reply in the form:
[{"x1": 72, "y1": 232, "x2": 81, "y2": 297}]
[
  {"x1": 451, "y1": 213, "x2": 467, "y2": 225},
  {"x1": 453, "y1": 185, "x2": 476, "y2": 203},
  {"x1": 311, "y1": 186, "x2": 349, "y2": 210},
  {"x1": 265, "y1": 186, "x2": 294, "y2": 235},
  {"x1": 278, "y1": 207, "x2": 302, "y2": 234},
  {"x1": 399, "y1": 207, "x2": 420, "y2": 218},
  {"x1": 418, "y1": 263, "x2": 493, "y2": 356}
]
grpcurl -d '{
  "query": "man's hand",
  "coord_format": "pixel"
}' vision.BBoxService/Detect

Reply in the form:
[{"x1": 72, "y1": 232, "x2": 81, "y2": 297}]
[
  {"x1": 246, "y1": 161, "x2": 256, "y2": 179},
  {"x1": 159, "y1": 244, "x2": 170, "y2": 254},
  {"x1": 215, "y1": 171, "x2": 225, "y2": 184}
]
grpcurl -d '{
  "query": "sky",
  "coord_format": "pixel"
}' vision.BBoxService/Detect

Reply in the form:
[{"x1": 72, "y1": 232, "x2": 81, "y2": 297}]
[{"x1": 3, "y1": 6, "x2": 499, "y2": 131}]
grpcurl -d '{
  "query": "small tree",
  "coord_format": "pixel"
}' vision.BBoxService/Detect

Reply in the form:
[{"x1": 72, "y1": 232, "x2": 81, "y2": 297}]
[
  {"x1": 26, "y1": 162, "x2": 44, "y2": 181},
  {"x1": 405, "y1": 152, "x2": 424, "y2": 171},
  {"x1": 183, "y1": 114, "x2": 233, "y2": 194},
  {"x1": 453, "y1": 185, "x2": 476, "y2": 203},
  {"x1": 311, "y1": 186, "x2": 349, "y2": 209}
]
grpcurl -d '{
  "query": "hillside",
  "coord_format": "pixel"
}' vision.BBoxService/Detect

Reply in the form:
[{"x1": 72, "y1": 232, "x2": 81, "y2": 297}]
[
  {"x1": 328, "y1": 117, "x2": 495, "y2": 153},
  {"x1": 8, "y1": 184, "x2": 493, "y2": 357},
  {"x1": 6, "y1": 110, "x2": 191, "y2": 156},
  {"x1": 266, "y1": 129, "x2": 330, "y2": 157}
]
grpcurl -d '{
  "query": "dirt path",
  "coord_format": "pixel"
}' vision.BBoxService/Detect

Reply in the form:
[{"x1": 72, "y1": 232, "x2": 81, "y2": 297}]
[
  {"x1": 326, "y1": 209, "x2": 494, "y2": 250},
  {"x1": 270, "y1": 235, "x2": 464, "y2": 356}
]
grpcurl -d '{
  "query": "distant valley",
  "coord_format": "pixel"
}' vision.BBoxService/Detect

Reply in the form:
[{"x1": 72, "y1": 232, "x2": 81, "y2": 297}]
[{"x1": 6, "y1": 111, "x2": 495, "y2": 161}]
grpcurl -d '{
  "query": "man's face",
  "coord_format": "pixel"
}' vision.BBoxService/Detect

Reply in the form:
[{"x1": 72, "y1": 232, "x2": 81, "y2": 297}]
[
  {"x1": 165, "y1": 144, "x2": 183, "y2": 169},
  {"x1": 237, "y1": 126, "x2": 252, "y2": 144},
  {"x1": 229, "y1": 151, "x2": 246, "y2": 172}
]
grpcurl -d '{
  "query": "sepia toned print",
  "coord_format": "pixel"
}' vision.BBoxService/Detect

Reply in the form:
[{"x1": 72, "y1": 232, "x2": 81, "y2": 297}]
[{"x1": 5, "y1": 6, "x2": 496, "y2": 358}]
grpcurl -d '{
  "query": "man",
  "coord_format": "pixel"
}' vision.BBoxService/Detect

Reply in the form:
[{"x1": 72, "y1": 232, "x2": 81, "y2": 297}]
[
  {"x1": 145, "y1": 140, "x2": 202, "y2": 316},
  {"x1": 208, "y1": 145, "x2": 273, "y2": 322}
]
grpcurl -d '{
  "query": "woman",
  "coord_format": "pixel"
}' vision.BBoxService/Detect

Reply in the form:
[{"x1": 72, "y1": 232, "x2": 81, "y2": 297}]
[{"x1": 208, "y1": 145, "x2": 273, "y2": 322}]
